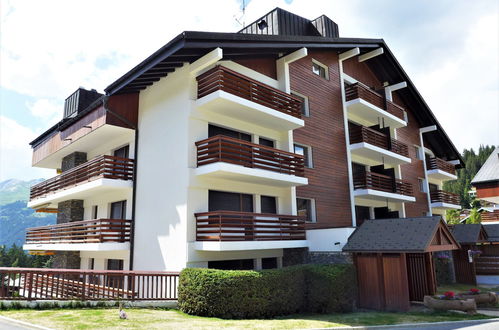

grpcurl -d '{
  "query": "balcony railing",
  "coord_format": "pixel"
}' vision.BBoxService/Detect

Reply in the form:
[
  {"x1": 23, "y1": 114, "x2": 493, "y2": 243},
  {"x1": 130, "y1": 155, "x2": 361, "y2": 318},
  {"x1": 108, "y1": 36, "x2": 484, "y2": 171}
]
[
  {"x1": 30, "y1": 155, "x2": 134, "y2": 201},
  {"x1": 353, "y1": 171, "x2": 414, "y2": 196},
  {"x1": 196, "y1": 65, "x2": 303, "y2": 118},
  {"x1": 195, "y1": 210, "x2": 306, "y2": 241},
  {"x1": 345, "y1": 83, "x2": 406, "y2": 121},
  {"x1": 0, "y1": 268, "x2": 178, "y2": 301},
  {"x1": 196, "y1": 135, "x2": 305, "y2": 177},
  {"x1": 26, "y1": 219, "x2": 131, "y2": 245},
  {"x1": 430, "y1": 190, "x2": 460, "y2": 205},
  {"x1": 426, "y1": 157, "x2": 456, "y2": 176},
  {"x1": 349, "y1": 125, "x2": 409, "y2": 157},
  {"x1": 481, "y1": 211, "x2": 499, "y2": 222}
]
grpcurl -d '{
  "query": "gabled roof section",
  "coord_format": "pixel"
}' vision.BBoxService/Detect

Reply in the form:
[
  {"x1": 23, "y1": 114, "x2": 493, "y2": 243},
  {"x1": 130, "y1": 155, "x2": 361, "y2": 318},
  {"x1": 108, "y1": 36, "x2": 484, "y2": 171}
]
[
  {"x1": 471, "y1": 147, "x2": 499, "y2": 184},
  {"x1": 483, "y1": 224, "x2": 499, "y2": 242},
  {"x1": 343, "y1": 216, "x2": 460, "y2": 253},
  {"x1": 102, "y1": 8, "x2": 463, "y2": 164},
  {"x1": 449, "y1": 224, "x2": 488, "y2": 245}
]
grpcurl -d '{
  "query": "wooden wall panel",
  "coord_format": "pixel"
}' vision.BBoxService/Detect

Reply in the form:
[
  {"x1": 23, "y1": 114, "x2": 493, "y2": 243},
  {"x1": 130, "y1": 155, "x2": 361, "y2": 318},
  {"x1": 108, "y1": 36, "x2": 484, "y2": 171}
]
[
  {"x1": 453, "y1": 246, "x2": 476, "y2": 284},
  {"x1": 356, "y1": 254, "x2": 384, "y2": 310},
  {"x1": 106, "y1": 93, "x2": 139, "y2": 128},
  {"x1": 382, "y1": 254, "x2": 410, "y2": 311},
  {"x1": 234, "y1": 58, "x2": 277, "y2": 80},
  {"x1": 343, "y1": 58, "x2": 382, "y2": 90},
  {"x1": 289, "y1": 50, "x2": 352, "y2": 228}
]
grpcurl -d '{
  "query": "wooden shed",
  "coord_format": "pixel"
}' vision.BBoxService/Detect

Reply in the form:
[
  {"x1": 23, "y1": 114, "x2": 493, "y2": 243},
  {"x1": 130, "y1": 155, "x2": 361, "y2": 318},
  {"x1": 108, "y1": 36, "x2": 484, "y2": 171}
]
[
  {"x1": 476, "y1": 224, "x2": 499, "y2": 279},
  {"x1": 343, "y1": 216, "x2": 460, "y2": 311},
  {"x1": 449, "y1": 224, "x2": 488, "y2": 284}
]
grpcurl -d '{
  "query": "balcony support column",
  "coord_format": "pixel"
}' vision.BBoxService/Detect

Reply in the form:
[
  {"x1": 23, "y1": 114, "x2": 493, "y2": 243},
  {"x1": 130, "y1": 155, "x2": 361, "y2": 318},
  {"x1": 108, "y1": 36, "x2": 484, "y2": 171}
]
[{"x1": 420, "y1": 126, "x2": 438, "y2": 216}]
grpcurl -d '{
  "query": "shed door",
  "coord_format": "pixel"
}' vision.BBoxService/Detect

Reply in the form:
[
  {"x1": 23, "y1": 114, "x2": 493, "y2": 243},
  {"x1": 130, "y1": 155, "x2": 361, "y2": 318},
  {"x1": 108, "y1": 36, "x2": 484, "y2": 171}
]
[
  {"x1": 453, "y1": 247, "x2": 476, "y2": 285},
  {"x1": 382, "y1": 254, "x2": 410, "y2": 311},
  {"x1": 356, "y1": 254, "x2": 383, "y2": 310},
  {"x1": 407, "y1": 253, "x2": 435, "y2": 301}
]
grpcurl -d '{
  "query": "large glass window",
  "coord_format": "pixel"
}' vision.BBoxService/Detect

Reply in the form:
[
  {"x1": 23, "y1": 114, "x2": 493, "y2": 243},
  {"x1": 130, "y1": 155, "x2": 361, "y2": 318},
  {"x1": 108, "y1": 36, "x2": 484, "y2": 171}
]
[
  {"x1": 294, "y1": 143, "x2": 312, "y2": 168},
  {"x1": 297, "y1": 198, "x2": 315, "y2": 222}
]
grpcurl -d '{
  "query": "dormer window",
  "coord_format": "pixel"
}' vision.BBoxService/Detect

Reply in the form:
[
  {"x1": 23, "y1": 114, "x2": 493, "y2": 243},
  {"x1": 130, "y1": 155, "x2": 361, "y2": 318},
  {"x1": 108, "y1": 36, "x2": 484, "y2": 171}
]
[{"x1": 312, "y1": 60, "x2": 328, "y2": 80}]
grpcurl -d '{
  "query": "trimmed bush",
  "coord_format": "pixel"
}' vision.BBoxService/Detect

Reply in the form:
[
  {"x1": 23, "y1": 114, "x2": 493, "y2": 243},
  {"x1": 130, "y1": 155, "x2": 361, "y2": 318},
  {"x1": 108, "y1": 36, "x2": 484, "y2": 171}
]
[{"x1": 178, "y1": 264, "x2": 356, "y2": 319}]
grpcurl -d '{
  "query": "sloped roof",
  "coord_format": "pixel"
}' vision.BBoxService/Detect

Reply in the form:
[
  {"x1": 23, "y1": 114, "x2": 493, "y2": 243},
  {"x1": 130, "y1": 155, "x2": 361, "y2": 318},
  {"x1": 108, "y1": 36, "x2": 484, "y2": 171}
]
[
  {"x1": 472, "y1": 147, "x2": 499, "y2": 184},
  {"x1": 483, "y1": 224, "x2": 499, "y2": 242},
  {"x1": 449, "y1": 224, "x2": 488, "y2": 244},
  {"x1": 343, "y1": 216, "x2": 460, "y2": 253}
]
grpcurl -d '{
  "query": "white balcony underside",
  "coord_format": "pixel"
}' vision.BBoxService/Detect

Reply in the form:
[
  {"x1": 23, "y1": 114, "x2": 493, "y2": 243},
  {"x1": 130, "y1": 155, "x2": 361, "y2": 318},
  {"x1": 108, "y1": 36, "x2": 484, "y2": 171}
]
[
  {"x1": 191, "y1": 240, "x2": 308, "y2": 251},
  {"x1": 431, "y1": 202, "x2": 461, "y2": 212},
  {"x1": 195, "y1": 91, "x2": 304, "y2": 131},
  {"x1": 35, "y1": 124, "x2": 134, "y2": 169},
  {"x1": 346, "y1": 98, "x2": 407, "y2": 129},
  {"x1": 23, "y1": 242, "x2": 130, "y2": 252},
  {"x1": 194, "y1": 163, "x2": 308, "y2": 187},
  {"x1": 427, "y1": 169, "x2": 458, "y2": 181},
  {"x1": 350, "y1": 142, "x2": 411, "y2": 167},
  {"x1": 28, "y1": 178, "x2": 133, "y2": 209},
  {"x1": 354, "y1": 189, "x2": 416, "y2": 207}
]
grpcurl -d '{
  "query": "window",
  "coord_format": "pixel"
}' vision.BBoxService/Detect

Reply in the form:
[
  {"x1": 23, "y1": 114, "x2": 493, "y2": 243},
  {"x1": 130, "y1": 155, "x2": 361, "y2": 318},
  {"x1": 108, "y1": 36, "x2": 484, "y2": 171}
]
[
  {"x1": 107, "y1": 259, "x2": 124, "y2": 270},
  {"x1": 294, "y1": 143, "x2": 313, "y2": 168},
  {"x1": 414, "y1": 145, "x2": 421, "y2": 160},
  {"x1": 92, "y1": 205, "x2": 98, "y2": 219},
  {"x1": 259, "y1": 137, "x2": 275, "y2": 148},
  {"x1": 208, "y1": 259, "x2": 254, "y2": 270},
  {"x1": 110, "y1": 201, "x2": 127, "y2": 219},
  {"x1": 291, "y1": 91, "x2": 310, "y2": 117},
  {"x1": 418, "y1": 178, "x2": 425, "y2": 192},
  {"x1": 208, "y1": 124, "x2": 251, "y2": 141},
  {"x1": 209, "y1": 190, "x2": 253, "y2": 212},
  {"x1": 261, "y1": 195, "x2": 277, "y2": 214},
  {"x1": 262, "y1": 257, "x2": 278, "y2": 269},
  {"x1": 312, "y1": 60, "x2": 328, "y2": 79},
  {"x1": 297, "y1": 198, "x2": 316, "y2": 222}
]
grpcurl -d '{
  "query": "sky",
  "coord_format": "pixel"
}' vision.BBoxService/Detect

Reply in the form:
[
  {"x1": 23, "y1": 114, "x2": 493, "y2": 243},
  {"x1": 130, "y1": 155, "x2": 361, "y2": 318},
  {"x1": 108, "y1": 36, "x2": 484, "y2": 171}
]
[{"x1": 0, "y1": 0, "x2": 498, "y2": 181}]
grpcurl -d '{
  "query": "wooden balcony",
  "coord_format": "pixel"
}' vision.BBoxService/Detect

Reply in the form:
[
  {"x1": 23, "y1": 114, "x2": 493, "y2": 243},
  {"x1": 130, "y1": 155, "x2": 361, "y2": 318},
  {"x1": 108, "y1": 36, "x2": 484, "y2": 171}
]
[
  {"x1": 25, "y1": 219, "x2": 131, "y2": 246},
  {"x1": 353, "y1": 171, "x2": 415, "y2": 206},
  {"x1": 349, "y1": 125, "x2": 411, "y2": 167},
  {"x1": 195, "y1": 211, "x2": 306, "y2": 242},
  {"x1": 426, "y1": 157, "x2": 457, "y2": 181},
  {"x1": 481, "y1": 210, "x2": 499, "y2": 222},
  {"x1": 345, "y1": 83, "x2": 407, "y2": 129},
  {"x1": 430, "y1": 190, "x2": 460, "y2": 206},
  {"x1": 195, "y1": 66, "x2": 304, "y2": 130},
  {"x1": 30, "y1": 155, "x2": 134, "y2": 202},
  {"x1": 0, "y1": 268, "x2": 178, "y2": 301},
  {"x1": 195, "y1": 135, "x2": 307, "y2": 187}
]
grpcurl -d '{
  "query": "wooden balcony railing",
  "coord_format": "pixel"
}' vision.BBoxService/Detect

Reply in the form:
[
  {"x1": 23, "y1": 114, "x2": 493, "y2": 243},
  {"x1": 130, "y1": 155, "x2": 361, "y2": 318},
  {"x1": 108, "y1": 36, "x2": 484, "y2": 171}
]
[
  {"x1": 475, "y1": 257, "x2": 499, "y2": 275},
  {"x1": 426, "y1": 157, "x2": 456, "y2": 176},
  {"x1": 353, "y1": 171, "x2": 414, "y2": 196},
  {"x1": 430, "y1": 190, "x2": 460, "y2": 205},
  {"x1": 196, "y1": 65, "x2": 303, "y2": 118},
  {"x1": 26, "y1": 219, "x2": 131, "y2": 244},
  {"x1": 345, "y1": 83, "x2": 406, "y2": 121},
  {"x1": 195, "y1": 210, "x2": 306, "y2": 242},
  {"x1": 349, "y1": 125, "x2": 409, "y2": 157},
  {"x1": 30, "y1": 155, "x2": 134, "y2": 201},
  {"x1": 482, "y1": 210, "x2": 499, "y2": 222},
  {"x1": 196, "y1": 135, "x2": 305, "y2": 177},
  {"x1": 0, "y1": 268, "x2": 178, "y2": 301}
]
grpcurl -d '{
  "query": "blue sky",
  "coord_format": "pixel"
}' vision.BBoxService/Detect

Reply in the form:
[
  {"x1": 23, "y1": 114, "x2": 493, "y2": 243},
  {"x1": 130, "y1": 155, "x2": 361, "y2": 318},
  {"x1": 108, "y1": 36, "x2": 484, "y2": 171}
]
[{"x1": 1, "y1": 0, "x2": 498, "y2": 181}]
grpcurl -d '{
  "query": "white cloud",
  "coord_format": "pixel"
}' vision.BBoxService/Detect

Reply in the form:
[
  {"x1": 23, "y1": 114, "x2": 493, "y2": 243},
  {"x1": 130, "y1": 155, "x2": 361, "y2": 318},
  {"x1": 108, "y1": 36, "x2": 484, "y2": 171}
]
[
  {"x1": 26, "y1": 98, "x2": 62, "y2": 127},
  {"x1": 0, "y1": 116, "x2": 53, "y2": 181}
]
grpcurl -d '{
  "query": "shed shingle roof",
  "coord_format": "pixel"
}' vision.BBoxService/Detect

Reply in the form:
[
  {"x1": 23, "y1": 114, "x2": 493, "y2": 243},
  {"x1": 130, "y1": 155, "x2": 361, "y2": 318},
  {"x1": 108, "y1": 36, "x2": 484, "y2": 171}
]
[
  {"x1": 343, "y1": 216, "x2": 459, "y2": 253},
  {"x1": 483, "y1": 224, "x2": 499, "y2": 242},
  {"x1": 449, "y1": 224, "x2": 487, "y2": 244}
]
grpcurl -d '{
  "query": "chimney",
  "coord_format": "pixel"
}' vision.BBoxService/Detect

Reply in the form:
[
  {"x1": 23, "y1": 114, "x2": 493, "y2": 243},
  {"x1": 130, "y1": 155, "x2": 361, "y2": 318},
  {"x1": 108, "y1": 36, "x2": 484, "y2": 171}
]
[{"x1": 63, "y1": 88, "x2": 102, "y2": 119}]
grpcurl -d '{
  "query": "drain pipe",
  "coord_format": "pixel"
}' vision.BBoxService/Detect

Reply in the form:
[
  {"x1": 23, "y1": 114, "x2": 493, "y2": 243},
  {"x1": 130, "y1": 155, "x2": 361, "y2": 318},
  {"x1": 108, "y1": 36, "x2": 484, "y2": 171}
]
[{"x1": 103, "y1": 96, "x2": 138, "y2": 271}]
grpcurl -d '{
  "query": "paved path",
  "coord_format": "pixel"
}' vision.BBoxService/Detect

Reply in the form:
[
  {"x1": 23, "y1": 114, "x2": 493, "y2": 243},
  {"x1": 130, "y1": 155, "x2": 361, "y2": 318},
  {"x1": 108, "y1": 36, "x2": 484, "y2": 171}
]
[
  {"x1": 0, "y1": 316, "x2": 52, "y2": 330},
  {"x1": 366, "y1": 319, "x2": 499, "y2": 330}
]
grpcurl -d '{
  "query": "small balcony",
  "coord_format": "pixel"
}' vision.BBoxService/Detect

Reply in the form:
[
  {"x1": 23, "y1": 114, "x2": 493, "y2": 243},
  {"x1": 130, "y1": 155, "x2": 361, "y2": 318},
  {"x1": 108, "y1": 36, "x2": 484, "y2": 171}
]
[
  {"x1": 353, "y1": 171, "x2": 416, "y2": 206},
  {"x1": 426, "y1": 157, "x2": 457, "y2": 181},
  {"x1": 23, "y1": 219, "x2": 131, "y2": 252},
  {"x1": 195, "y1": 135, "x2": 308, "y2": 187},
  {"x1": 349, "y1": 125, "x2": 411, "y2": 167},
  {"x1": 193, "y1": 210, "x2": 307, "y2": 251},
  {"x1": 28, "y1": 155, "x2": 134, "y2": 209},
  {"x1": 345, "y1": 83, "x2": 407, "y2": 129},
  {"x1": 430, "y1": 190, "x2": 461, "y2": 211},
  {"x1": 195, "y1": 66, "x2": 304, "y2": 130}
]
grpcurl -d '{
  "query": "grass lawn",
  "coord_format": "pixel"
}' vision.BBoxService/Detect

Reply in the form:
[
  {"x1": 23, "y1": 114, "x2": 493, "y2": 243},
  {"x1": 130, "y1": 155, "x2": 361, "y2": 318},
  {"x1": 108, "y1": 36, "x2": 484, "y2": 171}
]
[{"x1": 0, "y1": 308, "x2": 495, "y2": 330}]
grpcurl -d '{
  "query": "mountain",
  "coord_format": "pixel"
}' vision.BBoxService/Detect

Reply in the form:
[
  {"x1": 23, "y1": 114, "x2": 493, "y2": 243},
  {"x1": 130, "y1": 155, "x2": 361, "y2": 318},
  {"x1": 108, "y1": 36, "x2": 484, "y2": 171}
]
[{"x1": 0, "y1": 179, "x2": 56, "y2": 247}]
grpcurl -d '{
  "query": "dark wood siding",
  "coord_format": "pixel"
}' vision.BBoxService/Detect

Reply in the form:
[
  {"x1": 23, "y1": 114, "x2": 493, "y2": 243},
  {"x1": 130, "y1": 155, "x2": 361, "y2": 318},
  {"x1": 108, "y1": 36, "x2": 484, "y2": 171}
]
[
  {"x1": 234, "y1": 58, "x2": 277, "y2": 79},
  {"x1": 356, "y1": 254, "x2": 384, "y2": 310},
  {"x1": 453, "y1": 245, "x2": 476, "y2": 284},
  {"x1": 290, "y1": 50, "x2": 352, "y2": 228}
]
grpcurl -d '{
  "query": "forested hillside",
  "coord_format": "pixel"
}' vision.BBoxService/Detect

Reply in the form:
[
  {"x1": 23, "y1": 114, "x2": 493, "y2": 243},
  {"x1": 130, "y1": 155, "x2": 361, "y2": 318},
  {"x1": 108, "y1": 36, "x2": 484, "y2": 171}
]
[{"x1": 443, "y1": 145, "x2": 495, "y2": 208}]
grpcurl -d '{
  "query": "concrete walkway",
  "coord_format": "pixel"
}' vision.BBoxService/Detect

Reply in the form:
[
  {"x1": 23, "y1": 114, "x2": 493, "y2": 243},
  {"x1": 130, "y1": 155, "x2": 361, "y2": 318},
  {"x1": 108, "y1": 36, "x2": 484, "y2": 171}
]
[{"x1": 0, "y1": 316, "x2": 52, "y2": 330}]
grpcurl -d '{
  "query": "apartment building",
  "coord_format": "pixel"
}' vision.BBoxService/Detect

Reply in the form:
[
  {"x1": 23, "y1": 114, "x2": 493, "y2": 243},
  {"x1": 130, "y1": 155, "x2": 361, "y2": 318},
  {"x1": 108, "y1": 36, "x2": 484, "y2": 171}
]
[{"x1": 24, "y1": 8, "x2": 463, "y2": 272}]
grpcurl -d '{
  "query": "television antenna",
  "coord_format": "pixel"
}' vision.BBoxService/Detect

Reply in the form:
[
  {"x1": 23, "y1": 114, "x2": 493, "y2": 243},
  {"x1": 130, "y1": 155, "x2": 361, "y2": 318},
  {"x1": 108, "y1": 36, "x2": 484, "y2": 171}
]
[{"x1": 234, "y1": 0, "x2": 246, "y2": 27}]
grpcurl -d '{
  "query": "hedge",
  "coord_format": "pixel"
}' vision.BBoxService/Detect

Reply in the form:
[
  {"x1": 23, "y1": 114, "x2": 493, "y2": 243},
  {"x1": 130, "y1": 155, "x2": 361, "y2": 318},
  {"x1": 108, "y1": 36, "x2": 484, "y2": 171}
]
[{"x1": 178, "y1": 264, "x2": 356, "y2": 319}]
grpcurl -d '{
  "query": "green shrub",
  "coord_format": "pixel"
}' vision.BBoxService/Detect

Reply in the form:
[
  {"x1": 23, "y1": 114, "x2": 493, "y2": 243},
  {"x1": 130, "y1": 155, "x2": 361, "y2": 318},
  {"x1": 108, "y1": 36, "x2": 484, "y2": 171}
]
[{"x1": 178, "y1": 264, "x2": 356, "y2": 319}]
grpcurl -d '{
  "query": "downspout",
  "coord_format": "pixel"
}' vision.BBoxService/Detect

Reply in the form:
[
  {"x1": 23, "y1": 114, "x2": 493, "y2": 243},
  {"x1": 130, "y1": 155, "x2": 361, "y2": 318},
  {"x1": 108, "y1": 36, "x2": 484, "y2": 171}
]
[{"x1": 103, "y1": 96, "x2": 138, "y2": 271}]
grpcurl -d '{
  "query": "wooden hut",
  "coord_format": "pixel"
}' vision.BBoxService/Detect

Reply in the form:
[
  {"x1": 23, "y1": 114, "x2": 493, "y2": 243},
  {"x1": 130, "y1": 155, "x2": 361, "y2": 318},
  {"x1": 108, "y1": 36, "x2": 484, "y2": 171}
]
[
  {"x1": 449, "y1": 224, "x2": 488, "y2": 284},
  {"x1": 343, "y1": 216, "x2": 460, "y2": 311},
  {"x1": 475, "y1": 224, "x2": 499, "y2": 282}
]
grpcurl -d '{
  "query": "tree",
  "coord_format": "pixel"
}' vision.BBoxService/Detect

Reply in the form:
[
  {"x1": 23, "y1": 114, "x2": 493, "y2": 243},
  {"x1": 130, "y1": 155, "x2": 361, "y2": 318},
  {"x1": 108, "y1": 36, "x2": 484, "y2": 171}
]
[
  {"x1": 446, "y1": 209, "x2": 461, "y2": 225},
  {"x1": 466, "y1": 208, "x2": 482, "y2": 224}
]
